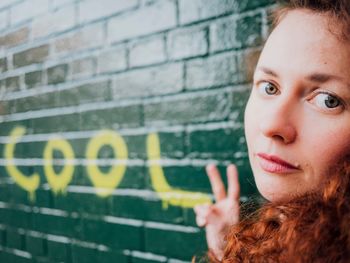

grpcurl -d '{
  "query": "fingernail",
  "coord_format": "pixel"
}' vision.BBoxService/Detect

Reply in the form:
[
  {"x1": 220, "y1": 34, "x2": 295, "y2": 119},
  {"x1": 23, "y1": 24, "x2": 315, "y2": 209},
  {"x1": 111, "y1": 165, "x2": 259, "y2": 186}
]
[{"x1": 197, "y1": 217, "x2": 206, "y2": 227}]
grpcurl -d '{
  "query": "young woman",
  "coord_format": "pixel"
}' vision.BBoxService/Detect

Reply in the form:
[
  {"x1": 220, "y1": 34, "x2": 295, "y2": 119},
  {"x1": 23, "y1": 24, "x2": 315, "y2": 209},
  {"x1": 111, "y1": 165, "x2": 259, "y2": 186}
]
[{"x1": 194, "y1": 0, "x2": 350, "y2": 261}]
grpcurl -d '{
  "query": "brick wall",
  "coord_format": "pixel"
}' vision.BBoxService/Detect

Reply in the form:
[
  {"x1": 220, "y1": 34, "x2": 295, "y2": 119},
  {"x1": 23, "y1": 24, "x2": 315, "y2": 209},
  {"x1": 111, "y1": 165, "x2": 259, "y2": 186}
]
[{"x1": 0, "y1": 0, "x2": 276, "y2": 262}]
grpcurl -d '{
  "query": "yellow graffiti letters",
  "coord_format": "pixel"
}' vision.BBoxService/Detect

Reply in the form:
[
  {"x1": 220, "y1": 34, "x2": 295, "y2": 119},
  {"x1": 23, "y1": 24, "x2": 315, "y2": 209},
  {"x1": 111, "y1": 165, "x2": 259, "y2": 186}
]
[
  {"x1": 4, "y1": 126, "x2": 212, "y2": 209},
  {"x1": 147, "y1": 133, "x2": 212, "y2": 208},
  {"x1": 85, "y1": 130, "x2": 128, "y2": 197},
  {"x1": 4, "y1": 126, "x2": 40, "y2": 201},
  {"x1": 43, "y1": 136, "x2": 75, "y2": 194}
]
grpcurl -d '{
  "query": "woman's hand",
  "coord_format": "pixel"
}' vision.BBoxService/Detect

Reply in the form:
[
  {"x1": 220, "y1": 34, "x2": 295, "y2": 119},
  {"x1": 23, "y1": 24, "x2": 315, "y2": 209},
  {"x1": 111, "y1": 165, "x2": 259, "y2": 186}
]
[{"x1": 194, "y1": 164, "x2": 240, "y2": 260}]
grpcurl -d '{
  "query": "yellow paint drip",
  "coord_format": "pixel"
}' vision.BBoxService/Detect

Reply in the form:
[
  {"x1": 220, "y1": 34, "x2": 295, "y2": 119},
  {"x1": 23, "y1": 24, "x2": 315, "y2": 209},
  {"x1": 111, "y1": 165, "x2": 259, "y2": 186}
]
[
  {"x1": 4, "y1": 126, "x2": 40, "y2": 202},
  {"x1": 43, "y1": 136, "x2": 75, "y2": 195}
]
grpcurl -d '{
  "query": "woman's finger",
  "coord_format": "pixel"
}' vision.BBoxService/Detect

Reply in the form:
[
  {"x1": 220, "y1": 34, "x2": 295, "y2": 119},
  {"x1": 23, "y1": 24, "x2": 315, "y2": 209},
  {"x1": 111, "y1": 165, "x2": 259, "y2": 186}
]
[
  {"x1": 194, "y1": 204, "x2": 211, "y2": 217},
  {"x1": 196, "y1": 215, "x2": 207, "y2": 227},
  {"x1": 194, "y1": 204, "x2": 211, "y2": 227},
  {"x1": 227, "y1": 164, "x2": 240, "y2": 201},
  {"x1": 206, "y1": 164, "x2": 226, "y2": 202}
]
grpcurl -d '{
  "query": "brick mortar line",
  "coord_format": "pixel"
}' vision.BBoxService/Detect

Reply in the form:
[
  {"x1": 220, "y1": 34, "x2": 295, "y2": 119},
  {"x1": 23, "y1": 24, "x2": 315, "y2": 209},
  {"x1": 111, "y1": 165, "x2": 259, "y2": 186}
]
[
  {"x1": 0, "y1": 84, "x2": 249, "y2": 123},
  {"x1": 0, "y1": 121, "x2": 241, "y2": 142}
]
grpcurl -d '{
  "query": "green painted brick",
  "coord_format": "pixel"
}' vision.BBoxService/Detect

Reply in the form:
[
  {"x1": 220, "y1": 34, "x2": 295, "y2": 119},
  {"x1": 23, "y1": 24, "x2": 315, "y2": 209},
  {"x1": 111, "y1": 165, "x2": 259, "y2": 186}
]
[
  {"x1": 131, "y1": 254, "x2": 167, "y2": 263},
  {"x1": 12, "y1": 141, "x2": 29, "y2": 158},
  {"x1": 0, "y1": 182, "x2": 11, "y2": 202},
  {"x1": 117, "y1": 166, "x2": 145, "y2": 189},
  {"x1": 179, "y1": 0, "x2": 274, "y2": 25},
  {"x1": 112, "y1": 195, "x2": 183, "y2": 224},
  {"x1": 185, "y1": 52, "x2": 239, "y2": 90},
  {"x1": 229, "y1": 88, "x2": 251, "y2": 122},
  {"x1": 5, "y1": 76, "x2": 21, "y2": 92},
  {"x1": 156, "y1": 132, "x2": 185, "y2": 159},
  {"x1": 32, "y1": 257, "x2": 51, "y2": 263},
  {"x1": 236, "y1": 13, "x2": 263, "y2": 49},
  {"x1": 0, "y1": 208, "x2": 32, "y2": 229},
  {"x1": 0, "y1": 1, "x2": 273, "y2": 260},
  {"x1": 54, "y1": 192, "x2": 111, "y2": 215},
  {"x1": 112, "y1": 63, "x2": 183, "y2": 100},
  {"x1": 37, "y1": 162, "x2": 80, "y2": 188},
  {"x1": 144, "y1": 226, "x2": 206, "y2": 260},
  {"x1": 145, "y1": 163, "x2": 256, "y2": 197},
  {"x1": 0, "y1": 144, "x2": 3, "y2": 159},
  {"x1": 10, "y1": 183, "x2": 33, "y2": 206},
  {"x1": 98, "y1": 249, "x2": 128, "y2": 263},
  {"x1": 71, "y1": 244, "x2": 98, "y2": 263},
  {"x1": 47, "y1": 239, "x2": 72, "y2": 263},
  {"x1": 188, "y1": 127, "x2": 245, "y2": 159},
  {"x1": 167, "y1": 25, "x2": 208, "y2": 60},
  {"x1": 0, "y1": 250, "x2": 32, "y2": 263},
  {"x1": 0, "y1": 120, "x2": 30, "y2": 136},
  {"x1": 35, "y1": 189, "x2": 54, "y2": 208},
  {"x1": 210, "y1": 12, "x2": 264, "y2": 52},
  {"x1": 183, "y1": 207, "x2": 197, "y2": 227},
  {"x1": 0, "y1": 165, "x2": 9, "y2": 180},
  {"x1": 26, "y1": 234, "x2": 47, "y2": 257},
  {"x1": 0, "y1": 57, "x2": 7, "y2": 73},
  {"x1": 146, "y1": 166, "x2": 211, "y2": 193},
  {"x1": 0, "y1": 227, "x2": 5, "y2": 245},
  {"x1": 144, "y1": 92, "x2": 230, "y2": 125},
  {"x1": 27, "y1": 141, "x2": 46, "y2": 158},
  {"x1": 25, "y1": 70, "x2": 43, "y2": 88},
  {"x1": 71, "y1": 57, "x2": 96, "y2": 78},
  {"x1": 0, "y1": 99, "x2": 10, "y2": 115},
  {"x1": 69, "y1": 138, "x2": 87, "y2": 158},
  {"x1": 57, "y1": 80, "x2": 111, "y2": 108},
  {"x1": 0, "y1": 207, "x2": 14, "y2": 225},
  {"x1": 6, "y1": 228, "x2": 24, "y2": 250},
  {"x1": 47, "y1": 64, "x2": 68, "y2": 85},
  {"x1": 14, "y1": 92, "x2": 58, "y2": 113},
  {"x1": 79, "y1": 104, "x2": 141, "y2": 130},
  {"x1": 30, "y1": 113, "x2": 81, "y2": 133},
  {"x1": 231, "y1": 88, "x2": 251, "y2": 108},
  {"x1": 236, "y1": 0, "x2": 275, "y2": 12},
  {"x1": 69, "y1": 165, "x2": 86, "y2": 185},
  {"x1": 13, "y1": 45, "x2": 49, "y2": 68},
  {"x1": 37, "y1": 164, "x2": 84, "y2": 187},
  {"x1": 123, "y1": 134, "x2": 146, "y2": 158},
  {"x1": 32, "y1": 213, "x2": 80, "y2": 238},
  {"x1": 82, "y1": 218, "x2": 142, "y2": 250},
  {"x1": 0, "y1": 27, "x2": 29, "y2": 48},
  {"x1": 33, "y1": 165, "x2": 51, "y2": 188},
  {"x1": 111, "y1": 195, "x2": 147, "y2": 220}
]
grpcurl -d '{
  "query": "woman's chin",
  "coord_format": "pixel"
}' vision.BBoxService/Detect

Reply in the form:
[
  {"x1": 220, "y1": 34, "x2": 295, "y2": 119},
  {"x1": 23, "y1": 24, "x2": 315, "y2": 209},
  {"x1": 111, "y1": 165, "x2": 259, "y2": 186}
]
[{"x1": 256, "y1": 184, "x2": 293, "y2": 202}]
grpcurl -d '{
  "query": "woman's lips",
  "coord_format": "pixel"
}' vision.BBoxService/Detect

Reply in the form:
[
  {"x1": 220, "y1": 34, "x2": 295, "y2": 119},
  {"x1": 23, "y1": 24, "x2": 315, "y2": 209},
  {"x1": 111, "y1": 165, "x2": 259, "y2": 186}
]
[{"x1": 257, "y1": 153, "x2": 300, "y2": 174}]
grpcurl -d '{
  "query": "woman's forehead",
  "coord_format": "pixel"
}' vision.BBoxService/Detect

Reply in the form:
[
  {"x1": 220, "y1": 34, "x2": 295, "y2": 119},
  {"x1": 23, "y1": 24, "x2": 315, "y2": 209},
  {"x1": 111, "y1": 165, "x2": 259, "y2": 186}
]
[{"x1": 258, "y1": 9, "x2": 350, "y2": 80}]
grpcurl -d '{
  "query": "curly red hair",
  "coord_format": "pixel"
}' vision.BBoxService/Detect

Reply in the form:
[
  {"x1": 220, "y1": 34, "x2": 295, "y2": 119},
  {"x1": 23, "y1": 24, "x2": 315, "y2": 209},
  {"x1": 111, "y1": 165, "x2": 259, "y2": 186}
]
[{"x1": 216, "y1": 162, "x2": 350, "y2": 262}]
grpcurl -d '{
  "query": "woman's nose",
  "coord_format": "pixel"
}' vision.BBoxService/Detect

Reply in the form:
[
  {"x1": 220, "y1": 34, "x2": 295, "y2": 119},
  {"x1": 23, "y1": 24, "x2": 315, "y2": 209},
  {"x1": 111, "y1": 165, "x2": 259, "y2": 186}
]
[{"x1": 259, "y1": 101, "x2": 297, "y2": 144}]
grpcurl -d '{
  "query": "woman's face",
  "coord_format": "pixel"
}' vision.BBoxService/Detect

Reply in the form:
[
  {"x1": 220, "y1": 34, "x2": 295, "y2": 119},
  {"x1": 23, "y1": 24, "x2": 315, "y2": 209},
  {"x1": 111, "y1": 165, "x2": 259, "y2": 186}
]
[{"x1": 244, "y1": 9, "x2": 350, "y2": 201}]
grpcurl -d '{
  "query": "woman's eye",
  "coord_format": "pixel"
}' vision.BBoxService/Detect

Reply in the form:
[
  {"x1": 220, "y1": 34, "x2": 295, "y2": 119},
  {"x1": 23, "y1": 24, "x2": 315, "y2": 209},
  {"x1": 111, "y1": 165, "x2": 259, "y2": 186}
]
[
  {"x1": 312, "y1": 93, "x2": 342, "y2": 110},
  {"x1": 257, "y1": 82, "x2": 279, "y2": 96}
]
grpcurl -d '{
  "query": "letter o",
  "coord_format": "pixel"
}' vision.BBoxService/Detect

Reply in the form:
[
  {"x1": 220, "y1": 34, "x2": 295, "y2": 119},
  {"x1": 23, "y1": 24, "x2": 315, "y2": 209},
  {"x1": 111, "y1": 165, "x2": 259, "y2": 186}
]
[
  {"x1": 43, "y1": 137, "x2": 75, "y2": 194},
  {"x1": 85, "y1": 130, "x2": 128, "y2": 197}
]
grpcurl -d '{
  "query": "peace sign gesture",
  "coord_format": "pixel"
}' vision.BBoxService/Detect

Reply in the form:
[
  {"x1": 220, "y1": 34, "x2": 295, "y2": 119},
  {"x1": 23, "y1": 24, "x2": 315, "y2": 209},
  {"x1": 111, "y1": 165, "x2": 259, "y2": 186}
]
[{"x1": 194, "y1": 164, "x2": 241, "y2": 260}]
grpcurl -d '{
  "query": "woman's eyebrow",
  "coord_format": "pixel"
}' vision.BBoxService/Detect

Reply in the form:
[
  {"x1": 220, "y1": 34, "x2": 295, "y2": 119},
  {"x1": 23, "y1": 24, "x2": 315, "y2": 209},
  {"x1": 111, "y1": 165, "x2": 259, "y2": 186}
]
[
  {"x1": 306, "y1": 73, "x2": 343, "y2": 83},
  {"x1": 256, "y1": 66, "x2": 279, "y2": 77},
  {"x1": 257, "y1": 66, "x2": 346, "y2": 85}
]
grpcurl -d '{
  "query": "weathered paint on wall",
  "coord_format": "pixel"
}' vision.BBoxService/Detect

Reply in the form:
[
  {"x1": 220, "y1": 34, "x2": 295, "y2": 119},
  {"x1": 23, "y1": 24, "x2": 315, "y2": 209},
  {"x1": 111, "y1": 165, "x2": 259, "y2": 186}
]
[{"x1": 0, "y1": 0, "x2": 275, "y2": 262}]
